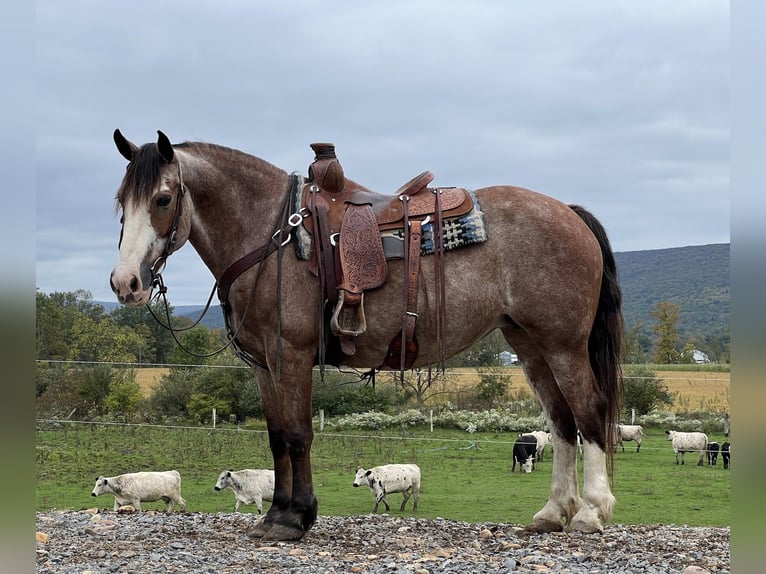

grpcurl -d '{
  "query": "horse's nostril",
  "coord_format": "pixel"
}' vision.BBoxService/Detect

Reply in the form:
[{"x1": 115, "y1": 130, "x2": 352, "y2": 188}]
[{"x1": 129, "y1": 276, "x2": 139, "y2": 292}]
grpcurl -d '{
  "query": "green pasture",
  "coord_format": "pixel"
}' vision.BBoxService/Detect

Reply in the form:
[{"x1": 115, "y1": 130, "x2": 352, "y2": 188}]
[{"x1": 35, "y1": 422, "x2": 730, "y2": 527}]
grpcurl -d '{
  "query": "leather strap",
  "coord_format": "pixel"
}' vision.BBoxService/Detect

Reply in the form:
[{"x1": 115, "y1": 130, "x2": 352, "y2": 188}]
[
  {"x1": 432, "y1": 189, "x2": 447, "y2": 369},
  {"x1": 308, "y1": 190, "x2": 339, "y2": 305},
  {"x1": 217, "y1": 218, "x2": 295, "y2": 303},
  {"x1": 382, "y1": 196, "x2": 422, "y2": 372},
  {"x1": 403, "y1": 219, "x2": 422, "y2": 344}
]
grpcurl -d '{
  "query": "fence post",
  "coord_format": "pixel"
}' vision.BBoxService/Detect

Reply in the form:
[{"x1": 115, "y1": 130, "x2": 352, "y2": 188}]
[
  {"x1": 212, "y1": 408, "x2": 216, "y2": 429},
  {"x1": 430, "y1": 409, "x2": 434, "y2": 433},
  {"x1": 319, "y1": 409, "x2": 325, "y2": 432},
  {"x1": 631, "y1": 408, "x2": 635, "y2": 424}
]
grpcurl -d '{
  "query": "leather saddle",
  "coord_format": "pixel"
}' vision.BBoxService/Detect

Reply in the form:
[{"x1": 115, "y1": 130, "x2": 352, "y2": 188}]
[{"x1": 301, "y1": 143, "x2": 473, "y2": 367}]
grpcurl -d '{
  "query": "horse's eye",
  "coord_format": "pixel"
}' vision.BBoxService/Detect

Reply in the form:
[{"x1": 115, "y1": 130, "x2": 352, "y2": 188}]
[{"x1": 156, "y1": 195, "x2": 172, "y2": 208}]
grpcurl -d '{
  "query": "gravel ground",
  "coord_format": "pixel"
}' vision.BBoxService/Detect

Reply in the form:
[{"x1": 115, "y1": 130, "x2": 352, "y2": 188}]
[{"x1": 36, "y1": 510, "x2": 729, "y2": 574}]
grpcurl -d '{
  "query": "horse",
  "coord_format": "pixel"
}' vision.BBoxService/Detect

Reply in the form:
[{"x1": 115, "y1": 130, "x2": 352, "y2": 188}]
[{"x1": 109, "y1": 130, "x2": 623, "y2": 541}]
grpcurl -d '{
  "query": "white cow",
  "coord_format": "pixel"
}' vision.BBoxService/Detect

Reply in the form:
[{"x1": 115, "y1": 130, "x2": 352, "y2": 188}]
[
  {"x1": 214, "y1": 469, "x2": 275, "y2": 513},
  {"x1": 352, "y1": 464, "x2": 420, "y2": 513},
  {"x1": 665, "y1": 430, "x2": 708, "y2": 466},
  {"x1": 617, "y1": 424, "x2": 645, "y2": 452},
  {"x1": 91, "y1": 470, "x2": 186, "y2": 512},
  {"x1": 527, "y1": 430, "x2": 552, "y2": 461}
]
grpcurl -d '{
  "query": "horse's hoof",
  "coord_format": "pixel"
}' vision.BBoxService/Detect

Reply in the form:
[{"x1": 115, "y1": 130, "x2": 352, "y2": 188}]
[
  {"x1": 246, "y1": 520, "x2": 272, "y2": 539},
  {"x1": 259, "y1": 523, "x2": 306, "y2": 541},
  {"x1": 568, "y1": 519, "x2": 604, "y2": 534},
  {"x1": 525, "y1": 520, "x2": 564, "y2": 534}
]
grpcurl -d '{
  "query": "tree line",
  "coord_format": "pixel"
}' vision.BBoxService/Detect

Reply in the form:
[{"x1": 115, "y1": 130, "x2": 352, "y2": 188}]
[{"x1": 35, "y1": 289, "x2": 725, "y2": 424}]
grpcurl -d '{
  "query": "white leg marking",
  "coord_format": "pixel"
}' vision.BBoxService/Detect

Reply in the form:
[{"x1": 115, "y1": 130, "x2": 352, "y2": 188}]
[
  {"x1": 532, "y1": 438, "x2": 581, "y2": 528},
  {"x1": 570, "y1": 441, "x2": 615, "y2": 532}
]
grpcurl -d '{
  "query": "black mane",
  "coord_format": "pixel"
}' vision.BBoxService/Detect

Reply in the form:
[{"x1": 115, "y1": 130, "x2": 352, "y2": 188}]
[{"x1": 116, "y1": 143, "x2": 164, "y2": 208}]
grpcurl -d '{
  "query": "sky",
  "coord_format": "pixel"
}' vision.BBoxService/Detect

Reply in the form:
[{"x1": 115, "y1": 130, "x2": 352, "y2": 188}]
[{"x1": 35, "y1": 0, "x2": 730, "y2": 306}]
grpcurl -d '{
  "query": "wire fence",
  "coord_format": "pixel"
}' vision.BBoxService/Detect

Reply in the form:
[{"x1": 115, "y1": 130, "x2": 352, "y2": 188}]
[{"x1": 35, "y1": 415, "x2": 729, "y2": 455}]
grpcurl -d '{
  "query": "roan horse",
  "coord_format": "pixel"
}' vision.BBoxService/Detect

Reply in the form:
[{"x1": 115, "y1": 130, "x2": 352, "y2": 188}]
[{"x1": 110, "y1": 130, "x2": 623, "y2": 541}]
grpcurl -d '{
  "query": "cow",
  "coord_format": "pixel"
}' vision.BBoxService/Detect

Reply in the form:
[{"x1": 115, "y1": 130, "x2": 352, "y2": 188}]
[
  {"x1": 664, "y1": 430, "x2": 708, "y2": 466},
  {"x1": 706, "y1": 442, "x2": 720, "y2": 466},
  {"x1": 616, "y1": 424, "x2": 645, "y2": 452},
  {"x1": 721, "y1": 442, "x2": 731, "y2": 469},
  {"x1": 352, "y1": 464, "x2": 420, "y2": 513},
  {"x1": 214, "y1": 469, "x2": 275, "y2": 514},
  {"x1": 91, "y1": 470, "x2": 186, "y2": 512},
  {"x1": 512, "y1": 434, "x2": 538, "y2": 473},
  {"x1": 526, "y1": 430, "x2": 552, "y2": 461}
]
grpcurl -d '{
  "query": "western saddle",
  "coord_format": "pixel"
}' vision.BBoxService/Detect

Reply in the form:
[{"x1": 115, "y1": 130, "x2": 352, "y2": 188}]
[{"x1": 301, "y1": 143, "x2": 474, "y2": 371}]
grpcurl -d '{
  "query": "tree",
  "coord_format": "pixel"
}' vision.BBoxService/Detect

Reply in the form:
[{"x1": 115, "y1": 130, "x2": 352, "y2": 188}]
[
  {"x1": 622, "y1": 366, "x2": 673, "y2": 416},
  {"x1": 36, "y1": 289, "x2": 105, "y2": 360},
  {"x1": 111, "y1": 300, "x2": 178, "y2": 363},
  {"x1": 650, "y1": 301, "x2": 682, "y2": 364},
  {"x1": 104, "y1": 378, "x2": 144, "y2": 421},
  {"x1": 168, "y1": 325, "x2": 220, "y2": 365},
  {"x1": 623, "y1": 320, "x2": 651, "y2": 364},
  {"x1": 472, "y1": 368, "x2": 510, "y2": 409}
]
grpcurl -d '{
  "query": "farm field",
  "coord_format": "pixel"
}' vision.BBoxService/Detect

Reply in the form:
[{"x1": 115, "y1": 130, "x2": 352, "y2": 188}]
[
  {"x1": 36, "y1": 423, "x2": 730, "y2": 527},
  {"x1": 134, "y1": 366, "x2": 730, "y2": 413}
]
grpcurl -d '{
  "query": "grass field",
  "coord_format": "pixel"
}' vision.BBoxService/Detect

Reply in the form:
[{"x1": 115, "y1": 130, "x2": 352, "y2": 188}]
[{"x1": 36, "y1": 422, "x2": 730, "y2": 527}]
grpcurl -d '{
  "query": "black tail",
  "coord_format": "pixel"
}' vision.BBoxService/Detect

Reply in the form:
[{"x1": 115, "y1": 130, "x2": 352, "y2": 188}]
[{"x1": 569, "y1": 205, "x2": 624, "y2": 475}]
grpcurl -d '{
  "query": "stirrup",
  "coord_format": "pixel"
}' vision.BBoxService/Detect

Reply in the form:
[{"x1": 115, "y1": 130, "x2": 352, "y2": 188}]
[{"x1": 330, "y1": 290, "x2": 367, "y2": 338}]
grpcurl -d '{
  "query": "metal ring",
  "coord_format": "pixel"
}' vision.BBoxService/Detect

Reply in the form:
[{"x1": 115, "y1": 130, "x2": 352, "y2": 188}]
[{"x1": 288, "y1": 209, "x2": 307, "y2": 227}]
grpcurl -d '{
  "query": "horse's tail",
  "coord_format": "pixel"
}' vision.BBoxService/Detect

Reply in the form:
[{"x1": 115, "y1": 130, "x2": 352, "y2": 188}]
[{"x1": 569, "y1": 205, "x2": 624, "y2": 474}]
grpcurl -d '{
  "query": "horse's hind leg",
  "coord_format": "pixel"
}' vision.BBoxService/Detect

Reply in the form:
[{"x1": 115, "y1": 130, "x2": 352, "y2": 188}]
[
  {"x1": 546, "y1": 351, "x2": 616, "y2": 533},
  {"x1": 503, "y1": 333, "x2": 581, "y2": 532}
]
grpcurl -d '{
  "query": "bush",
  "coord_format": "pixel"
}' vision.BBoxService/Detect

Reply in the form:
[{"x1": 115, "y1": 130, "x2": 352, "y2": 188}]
[
  {"x1": 471, "y1": 368, "x2": 510, "y2": 409},
  {"x1": 622, "y1": 366, "x2": 673, "y2": 416},
  {"x1": 312, "y1": 371, "x2": 396, "y2": 416},
  {"x1": 148, "y1": 369, "x2": 196, "y2": 418}
]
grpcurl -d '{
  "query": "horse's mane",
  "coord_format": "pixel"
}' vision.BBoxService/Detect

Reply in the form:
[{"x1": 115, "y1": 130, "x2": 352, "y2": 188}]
[{"x1": 115, "y1": 142, "x2": 163, "y2": 210}]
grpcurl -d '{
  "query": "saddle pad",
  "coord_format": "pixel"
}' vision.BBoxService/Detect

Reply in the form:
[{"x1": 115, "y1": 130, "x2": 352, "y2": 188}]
[
  {"x1": 291, "y1": 176, "x2": 488, "y2": 261},
  {"x1": 380, "y1": 203, "x2": 489, "y2": 257}
]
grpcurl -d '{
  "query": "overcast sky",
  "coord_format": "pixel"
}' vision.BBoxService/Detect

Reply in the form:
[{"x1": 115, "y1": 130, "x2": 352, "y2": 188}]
[{"x1": 35, "y1": 1, "x2": 729, "y2": 306}]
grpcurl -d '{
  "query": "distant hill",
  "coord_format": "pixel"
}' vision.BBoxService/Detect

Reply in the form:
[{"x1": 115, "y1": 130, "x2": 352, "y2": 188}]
[
  {"x1": 615, "y1": 243, "x2": 729, "y2": 338},
  {"x1": 101, "y1": 243, "x2": 730, "y2": 339}
]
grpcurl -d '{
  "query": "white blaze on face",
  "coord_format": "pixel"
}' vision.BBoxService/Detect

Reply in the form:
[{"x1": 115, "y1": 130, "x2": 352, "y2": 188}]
[{"x1": 110, "y1": 197, "x2": 161, "y2": 306}]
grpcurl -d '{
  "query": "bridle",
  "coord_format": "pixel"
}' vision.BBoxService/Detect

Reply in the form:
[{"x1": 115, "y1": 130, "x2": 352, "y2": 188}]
[
  {"x1": 118, "y1": 158, "x2": 306, "y2": 364},
  {"x1": 149, "y1": 157, "x2": 188, "y2": 289},
  {"x1": 131, "y1": 157, "x2": 222, "y2": 353}
]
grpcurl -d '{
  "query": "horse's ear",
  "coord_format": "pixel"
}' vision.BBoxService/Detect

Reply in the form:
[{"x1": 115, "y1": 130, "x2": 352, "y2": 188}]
[
  {"x1": 113, "y1": 129, "x2": 138, "y2": 161},
  {"x1": 156, "y1": 130, "x2": 174, "y2": 163}
]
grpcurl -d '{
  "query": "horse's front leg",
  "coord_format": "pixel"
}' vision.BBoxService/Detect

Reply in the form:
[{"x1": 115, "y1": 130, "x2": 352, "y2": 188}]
[{"x1": 247, "y1": 366, "x2": 317, "y2": 541}]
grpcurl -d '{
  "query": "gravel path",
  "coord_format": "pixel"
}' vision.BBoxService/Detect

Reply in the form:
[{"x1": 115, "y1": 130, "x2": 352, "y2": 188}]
[{"x1": 36, "y1": 510, "x2": 729, "y2": 574}]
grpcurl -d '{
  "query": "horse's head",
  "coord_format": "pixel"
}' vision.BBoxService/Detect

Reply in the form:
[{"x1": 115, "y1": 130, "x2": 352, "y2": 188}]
[{"x1": 110, "y1": 129, "x2": 191, "y2": 306}]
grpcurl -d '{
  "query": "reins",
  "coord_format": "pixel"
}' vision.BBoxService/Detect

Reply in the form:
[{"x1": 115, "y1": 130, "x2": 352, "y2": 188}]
[{"x1": 144, "y1": 171, "x2": 306, "y2": 366}]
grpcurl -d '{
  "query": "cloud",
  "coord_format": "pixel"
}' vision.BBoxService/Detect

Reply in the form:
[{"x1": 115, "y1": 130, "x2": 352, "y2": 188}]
[{"x1": 35, "y1": 1, "x2": 729, "y2": 304}]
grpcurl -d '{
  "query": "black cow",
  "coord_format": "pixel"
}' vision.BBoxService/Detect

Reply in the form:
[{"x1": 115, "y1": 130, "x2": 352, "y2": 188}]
[
  {"x1": 512, "y1": 434, "x2": 537, "y2": 473},
  {"x1": 721, "y1": 442, "x2": 730, "y2": 469},
  {"x1": 706, "y1": 441, "x2": 720, "y2": 465}
]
